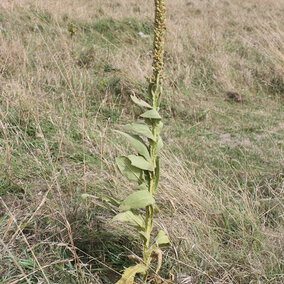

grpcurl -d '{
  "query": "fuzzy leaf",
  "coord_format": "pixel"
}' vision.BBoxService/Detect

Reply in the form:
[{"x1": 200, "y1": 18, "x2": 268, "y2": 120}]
[
  {"x1": 100, "y1": 196, "x2": 121, "y2": 207},
  {"x1": 123, "y1": 123, "x2": 154, "y2": 140},
  {"x1": 140, "y1": 109, "x2": 161, "y2": 119},
  {"x1": 113, "y1": 211, "x2": 144, "y2": 228},
  {"x1": 154, "y1": 157, "x2": 160, "y2": 193},
  {"x1": 139, "y1": 230, "x2": 148, "y2": 242},
  {"x1": 115, "y1": 131, "x2": 151, "y2": 161},
  {"x1": 128, "y1": 155, "x2": 154, "y2": 171},
  {"x1": 156, "y1": 136, "x2": 163, "y2": 152},
  {"x1": 119, "y1": 190, "x2": 155, "y2": 211},
  {"x1": 82, "y1": 194, "x2": 120, "y2": 207},
  {"x1": 148, "y1": 82, "x2": 161, "y2": 102},
  {"x1": 143, "y1": 245, "x2": 156, "y2": 262},
  {"x1": 115, "y1": 264, "x2": 148, "y2": 284},
  {"x1": 157, "y1": 86, "x2": 163, "y2": 107},
  {"x1": 155, "y1": 230, "x2": 170, "y2": 246},
  {"x1": 116, "y1": 156, "x2": 143, "y2": 182},
  {"x1": 157, "y1": 121, "x2": 163, "y2": 134},
  {"x1": 138, "y1": 183, "x2": 148, "y2": 191},
  {"x1": 131, "y1": 94, "x2": 152, "y2": 109}
]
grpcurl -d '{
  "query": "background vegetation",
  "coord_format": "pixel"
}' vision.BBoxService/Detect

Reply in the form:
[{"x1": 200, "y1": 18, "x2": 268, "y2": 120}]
[{"x1": 0, "y1": 0, "x2": 283, "y2": 283}]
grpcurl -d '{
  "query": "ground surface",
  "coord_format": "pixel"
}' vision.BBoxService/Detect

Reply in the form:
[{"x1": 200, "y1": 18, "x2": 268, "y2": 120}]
[{"x1": 0, "y1": 0, "x2": 283, "y2": 283}]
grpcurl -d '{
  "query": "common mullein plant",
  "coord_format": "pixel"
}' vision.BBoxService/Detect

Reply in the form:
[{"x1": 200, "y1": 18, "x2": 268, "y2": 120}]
[{"x1": 113, "y1": 1, "x2": 168, "y2": 283}]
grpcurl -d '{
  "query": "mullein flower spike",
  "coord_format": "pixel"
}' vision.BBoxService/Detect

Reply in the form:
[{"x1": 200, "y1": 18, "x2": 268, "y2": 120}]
[{"x1": 152, "y1": 0, "x2": 166, "y2": 83}]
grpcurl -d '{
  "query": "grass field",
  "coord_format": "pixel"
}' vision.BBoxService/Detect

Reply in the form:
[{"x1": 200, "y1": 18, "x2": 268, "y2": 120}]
[{"x1": 0, "y1": 0, "x2": 283, "y2": 283}]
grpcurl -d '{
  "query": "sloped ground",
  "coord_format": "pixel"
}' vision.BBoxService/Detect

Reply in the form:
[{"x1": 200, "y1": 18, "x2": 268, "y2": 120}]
[{"x1": 0, "y1": 0, "x2": 283, "y2": 283}]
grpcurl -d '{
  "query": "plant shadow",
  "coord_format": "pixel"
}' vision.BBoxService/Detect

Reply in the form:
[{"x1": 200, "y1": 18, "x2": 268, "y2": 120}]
[{"x1": 69, "y1": 208, "x2": 141, "y2": 283}]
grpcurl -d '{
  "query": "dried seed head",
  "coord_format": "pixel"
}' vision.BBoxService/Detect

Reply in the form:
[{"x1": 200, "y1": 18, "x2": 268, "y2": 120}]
[{"x1": 152, "y1": 0, "x2": 166, "y2": 83}]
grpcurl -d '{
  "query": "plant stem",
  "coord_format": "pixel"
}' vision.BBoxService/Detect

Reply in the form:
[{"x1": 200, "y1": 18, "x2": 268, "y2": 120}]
[
  {"x1": 142, "y1": 1, "x2": 166, "y2": 281},
  {"x1": 142, "y1": 121, "x2": 158, "y2": 278}
]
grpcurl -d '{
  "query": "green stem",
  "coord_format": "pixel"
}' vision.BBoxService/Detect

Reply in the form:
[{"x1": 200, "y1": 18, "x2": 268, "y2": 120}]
[
  {"x1": 142, "y1": 91, "x2": 161, "y2": 281},
  {"x1": 142, "y1": 0, "x2": 165, "y2": 281},
  {"x1": 142, "y1": 122, "x2": 158, "y2": 280}
]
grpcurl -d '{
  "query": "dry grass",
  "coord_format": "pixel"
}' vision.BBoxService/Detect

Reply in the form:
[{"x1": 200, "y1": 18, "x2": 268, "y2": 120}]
[{"x1": 0, "y1": 0, "x2": 283, "y2": 283}]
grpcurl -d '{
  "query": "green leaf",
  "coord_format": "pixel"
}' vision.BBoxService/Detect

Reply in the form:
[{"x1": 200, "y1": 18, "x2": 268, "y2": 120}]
[
  {"x1": 119, "y1": 190, "x2": 155, "y2": 211},
  {"x1": 143, "y1": 245, "x2": 157, "y2": 262},
  {"x1": 154, "y1": 157, "x2": 160, "y2": 193},
  {"x1": 148, "y1": 82, "x2": 162, "y2": 107},
  {"x1": 138, "y1": 230, "x2": 148, "y2": 242},
  {"x1": 140, "y1": 109, "x2": 161, "y2": 119},
  {"x1": 156, "y1": 136, "x2": 163, "y2": 152},
  {"x1": 131, "y1": 94, "x2": 152, "y2": 109},
  {"x1": 115, "y1": 130, "x2": 151, "y2": 161},
  {"x1": 128, "y1": 155, "x2": 154, "y2": 171},
  {"x1": 115, "y1": 264, "x2": 148, "y2": 284},
  {"x1": 138, "y1": 183, "x2": 148, "y2": 191},
  {"x1": 100, "y1": 196, "x2": 121, "y2": 207},
  {"x1": 155, "y1": 230, "x2": 170, "y2": 246},
  {"x1": 123, "y1": 123, "x2": 154, "y2": 140},
  {"x1": 113, "y1": 211, "x2": 144, "y2": 228},
  {"x1": 157, "y1": 121, "x2": 163, "y2": 134},
  {"x1": 116, "y1": 156, "x2": 143, "y2": 182},
  {"x1": 157, "y1": 86, "x2": 163, "y2": 107},
  {"x1": 148, "y1": 82, "x2": 155, "y2": 101},
  {"x1": 82, "y1": 194, "x2": 120, "y2": 207},
  {"x1": 148, "y1": 82, "x2": 160, "y2": 98}
]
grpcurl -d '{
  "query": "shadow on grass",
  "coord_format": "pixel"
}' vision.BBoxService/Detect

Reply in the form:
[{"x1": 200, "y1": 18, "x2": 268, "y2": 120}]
[{"x1": 68, "y1": 209, "x2": 141, "y2": 283}]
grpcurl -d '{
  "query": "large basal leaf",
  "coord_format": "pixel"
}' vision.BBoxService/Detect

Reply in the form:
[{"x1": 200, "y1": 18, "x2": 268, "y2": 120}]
[
  {"x1": 131, "y1": 94, "x2": 152, "y2": 109},
  {"x1": 123, "y1": 123, "x2": 154, "y2": 141},
  {"x1": 119, "y1": 190, "x2": 155, "y2": 211},
  {"x1": 115, "y1": 130, "x2": 151, "y2": 161},
  {"x1": 115, "y1": 264, "x2": 148, "y2": 284},
  {"x1": 155, "y1": 230, "x2": 170, "y2": 246},
  {"x1": 116, "y1": 156, "x2": 143, "y2": 182},
  {"x1": 113, "y1": 211, "x2": 144, "y2": 228},
  {"x1": 128, "y1": 155, "x2": 154, "y2": 171},
  {"x1": 140, "y1": 109, "x2": 161, "y2": 119}
]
